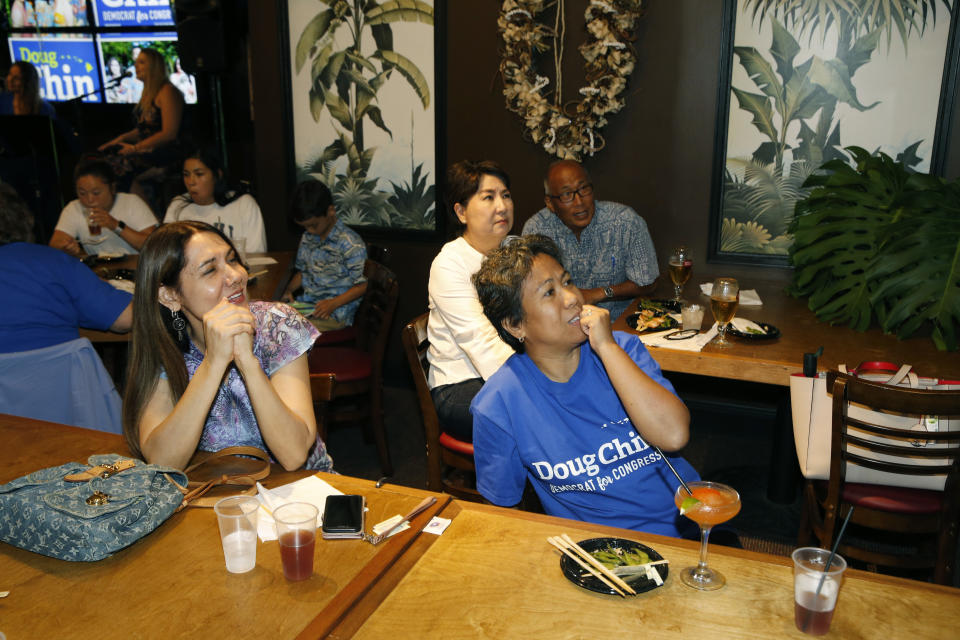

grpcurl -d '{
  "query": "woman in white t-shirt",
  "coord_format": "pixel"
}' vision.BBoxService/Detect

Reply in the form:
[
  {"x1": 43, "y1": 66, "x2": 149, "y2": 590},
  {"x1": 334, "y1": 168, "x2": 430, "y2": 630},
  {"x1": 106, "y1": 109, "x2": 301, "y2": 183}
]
[
  {"x1": 49, "y1": 156, "x2": 157, "y2": 257},
  {"x1": 163, "y1": 147, "x2": 267, "y2": 253}
]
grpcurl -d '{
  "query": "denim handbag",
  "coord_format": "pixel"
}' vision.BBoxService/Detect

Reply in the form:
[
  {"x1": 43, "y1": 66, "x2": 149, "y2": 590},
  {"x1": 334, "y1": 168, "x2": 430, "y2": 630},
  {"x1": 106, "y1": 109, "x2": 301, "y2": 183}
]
[{"x1": 0, "y1": 454, "x2": 188, "y2": 561}]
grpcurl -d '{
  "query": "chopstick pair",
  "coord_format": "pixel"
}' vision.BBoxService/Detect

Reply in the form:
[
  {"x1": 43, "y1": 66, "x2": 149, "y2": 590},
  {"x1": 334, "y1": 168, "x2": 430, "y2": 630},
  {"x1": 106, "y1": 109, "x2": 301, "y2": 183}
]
[{"x1": 548, "y1": 534, "x2": 638, "y2": 597}]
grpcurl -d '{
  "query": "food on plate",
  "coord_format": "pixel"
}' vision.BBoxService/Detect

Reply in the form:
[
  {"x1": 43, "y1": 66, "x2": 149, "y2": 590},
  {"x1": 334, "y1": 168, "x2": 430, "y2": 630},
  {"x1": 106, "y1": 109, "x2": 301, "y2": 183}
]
[{"x1": 590, "y1": 545, "x2": 651, "y2": 569}]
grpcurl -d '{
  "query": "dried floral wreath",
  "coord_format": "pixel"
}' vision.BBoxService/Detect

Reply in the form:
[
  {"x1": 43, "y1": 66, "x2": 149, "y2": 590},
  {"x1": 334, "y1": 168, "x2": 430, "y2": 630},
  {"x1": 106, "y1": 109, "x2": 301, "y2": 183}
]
[{"x1": 498, "y1": 0, "x2": 644, "y2": 160}]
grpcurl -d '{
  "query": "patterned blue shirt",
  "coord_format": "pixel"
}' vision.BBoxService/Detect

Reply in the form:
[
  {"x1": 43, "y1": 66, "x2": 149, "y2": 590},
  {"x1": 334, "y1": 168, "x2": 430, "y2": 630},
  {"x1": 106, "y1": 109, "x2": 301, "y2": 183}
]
[
  {"x1": 522, "y1": 201, "x2": 659, "y2": 319},
  {"x1": 294, "y1": 219, "x2": 367, "y2": 326},
  {"x1": 182, "y1": 301, "x2": 333, "y2": 471}
]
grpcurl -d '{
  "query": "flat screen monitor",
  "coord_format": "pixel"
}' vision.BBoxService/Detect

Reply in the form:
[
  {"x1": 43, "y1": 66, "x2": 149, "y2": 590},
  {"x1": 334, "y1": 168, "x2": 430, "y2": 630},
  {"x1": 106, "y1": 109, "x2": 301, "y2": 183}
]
[
  {"x1": 6, "y1": 0, "x2": 92, "y2": 28},
  {"x1": 98, "y1": 31, "x2": 197, "y2": 104},
  {"x1": 8, "y1": 33, "x2": 101, "y2": 102},
  {"x1": 92, "y1": 0, "x2": 174, "y2": 28}
]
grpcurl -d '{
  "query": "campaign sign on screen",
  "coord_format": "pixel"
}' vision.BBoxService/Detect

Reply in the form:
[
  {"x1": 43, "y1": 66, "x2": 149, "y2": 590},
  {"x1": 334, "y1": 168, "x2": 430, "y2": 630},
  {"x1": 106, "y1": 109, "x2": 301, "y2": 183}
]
[
  {"x1": 94, "y1": 0, "x2": 175, "y2": 28},
  {"x1": 9, "y1": 37, "x2": 102, "y2": 103}
]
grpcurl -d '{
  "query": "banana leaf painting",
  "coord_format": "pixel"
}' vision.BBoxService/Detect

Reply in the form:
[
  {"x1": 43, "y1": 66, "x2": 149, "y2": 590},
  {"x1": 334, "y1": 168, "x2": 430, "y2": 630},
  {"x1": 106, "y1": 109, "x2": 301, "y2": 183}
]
[
  {"x1": 709, "y1": 0, "x2": 957, "y2": 264},
  {"x1": 286, "y1": 0, "x2": 438, "y2": 233}
]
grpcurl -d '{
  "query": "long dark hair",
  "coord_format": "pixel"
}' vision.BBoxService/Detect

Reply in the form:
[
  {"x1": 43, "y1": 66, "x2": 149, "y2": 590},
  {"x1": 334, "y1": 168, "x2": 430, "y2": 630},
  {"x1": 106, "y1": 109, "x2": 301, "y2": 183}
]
[
  {"x1": 11, "y1": 61, "x2": 42, "y2": 114},
  {"x1": 169, "y1": 146, "x2": 248, "y2": 218},
  {"x1": 122, "y1": 221, "x2": 238, "y2": 457}
]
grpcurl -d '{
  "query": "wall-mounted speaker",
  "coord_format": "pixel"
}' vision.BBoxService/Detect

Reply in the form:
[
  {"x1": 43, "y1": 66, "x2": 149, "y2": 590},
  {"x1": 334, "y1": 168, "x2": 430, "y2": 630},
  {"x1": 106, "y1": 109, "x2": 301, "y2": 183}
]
[{"x1": 175, "y1": 0, "x2": 225, "y2": 74}]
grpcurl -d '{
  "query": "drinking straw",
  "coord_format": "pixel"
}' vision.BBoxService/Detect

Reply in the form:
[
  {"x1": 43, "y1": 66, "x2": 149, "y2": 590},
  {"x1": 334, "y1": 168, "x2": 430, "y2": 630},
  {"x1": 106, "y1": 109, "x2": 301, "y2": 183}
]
[
  {"x1": 802, "y1": 506, "x2": 854, "y2": 632},
  {"x1": 653, "y1": 445, "x2": 692, "y2": 495},
  {"x1": 815, "y1": 505, "x2": 854, "y2": 599}
]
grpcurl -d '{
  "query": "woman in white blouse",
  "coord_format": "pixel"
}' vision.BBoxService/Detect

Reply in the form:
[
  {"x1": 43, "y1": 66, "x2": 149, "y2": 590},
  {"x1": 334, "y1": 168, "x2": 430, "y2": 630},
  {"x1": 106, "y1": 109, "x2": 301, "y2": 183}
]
[
  {"x1": 163, "y1": 146, "x2": 267, "y2": 253},
  {"x1": 426, "y1": 160, "x2": 516, "y2": 441}
]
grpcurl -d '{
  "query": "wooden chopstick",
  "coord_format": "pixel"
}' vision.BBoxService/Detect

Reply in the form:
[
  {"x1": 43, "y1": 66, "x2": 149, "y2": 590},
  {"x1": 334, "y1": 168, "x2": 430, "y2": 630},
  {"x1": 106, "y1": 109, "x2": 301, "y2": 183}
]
[
  {"x1": 560, "y1": 533, "x2": 638, "y2": 595},
  {"x1": 247, "y1": 269, "x2": 268, "y2": 279},
  {"x1": 547, "y1": 537, "x2": 626, "y2": 597}
]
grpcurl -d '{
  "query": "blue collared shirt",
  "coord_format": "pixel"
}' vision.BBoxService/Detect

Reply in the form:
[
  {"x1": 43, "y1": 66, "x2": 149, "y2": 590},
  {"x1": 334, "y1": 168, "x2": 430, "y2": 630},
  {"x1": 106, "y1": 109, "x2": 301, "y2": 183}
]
[
  {"x1": 294, "y1": 219, "x2": 367, "y2": 326},
  {"x1": 522, "y1": 201, "x2": 659, "y2": 319}
]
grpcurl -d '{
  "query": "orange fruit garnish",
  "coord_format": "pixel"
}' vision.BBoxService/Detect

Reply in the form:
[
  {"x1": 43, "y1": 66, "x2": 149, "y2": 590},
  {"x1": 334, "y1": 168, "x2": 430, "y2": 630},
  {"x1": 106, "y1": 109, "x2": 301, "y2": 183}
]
[{"x1": 690, "y1": 487, "x2": 726, "y2": 507}]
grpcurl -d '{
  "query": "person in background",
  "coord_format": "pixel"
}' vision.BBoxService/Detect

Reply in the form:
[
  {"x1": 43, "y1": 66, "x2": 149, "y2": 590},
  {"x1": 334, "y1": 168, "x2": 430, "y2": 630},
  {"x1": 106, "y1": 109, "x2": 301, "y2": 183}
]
[
  {"x1": 169, "y1": 57, "x2": 196, "y2": 104},
  {"x1": 164, "y1": 146, "x2": 267, "y2": 253},
  {"x1": 49, "y1": 156, "x2": 157, "y2": 257},
  {"x1": 98, "y1": 47, "x2": 183, "y2": 206},
  {"x1": 104, "y1": 56, "x2": 133, "y2": 104},
  {"x1": 0, "y1": 180, "x2": 132, "y2": 353},
  {"x1": 122, "y1": 221, "x2": 331, "y2": 472},
  {"x1": 471, "y1": 234, "x2": 697, "y2": 536},
  {"x1": 522, "y1": 160, "x2": 658, "y2": 320},
  {"x1": 426, "y1": 160, "x2": 516, "y2": 442},
  {"x1": 0, "y1": 61, "x2": 56, "y2": 117},
  {"x1": 281, "y1": 180, "x2": 367, "y2": 330}
]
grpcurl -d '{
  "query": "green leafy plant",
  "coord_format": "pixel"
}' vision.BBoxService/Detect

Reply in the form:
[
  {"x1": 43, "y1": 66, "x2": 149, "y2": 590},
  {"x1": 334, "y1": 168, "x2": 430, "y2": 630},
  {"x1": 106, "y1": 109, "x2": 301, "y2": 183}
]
[
  {"x1": 294, "y1": 0, "x2": 433, "y2": 181},
  {"x1": 387, "y1": 162, "x2": 435, "y2": 229},
  {"x1": 789, "y1": 146, "x2": 960, "y2": 351}
]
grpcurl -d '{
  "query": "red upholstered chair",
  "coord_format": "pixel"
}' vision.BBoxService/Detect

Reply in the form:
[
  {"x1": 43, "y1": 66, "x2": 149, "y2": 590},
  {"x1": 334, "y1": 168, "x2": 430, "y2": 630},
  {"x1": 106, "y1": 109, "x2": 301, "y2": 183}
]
[
  {"x1": 401, "y1": 313, "x2": 482, "y2": 502},
  {"x1": 308, "y1": 260, "x2": 398, "y2": 476},
  {"x1": 798, "y1": 371, "x2": 960, "y2": 584}
]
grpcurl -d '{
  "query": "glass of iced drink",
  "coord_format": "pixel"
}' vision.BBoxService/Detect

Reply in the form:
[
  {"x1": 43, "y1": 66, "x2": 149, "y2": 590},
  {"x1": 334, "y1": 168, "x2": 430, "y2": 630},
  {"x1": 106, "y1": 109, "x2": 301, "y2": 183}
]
[
  {"x1": 274, "y1": 502, "x2": 318, "y2": 582},
  {"x1": 792, "y1": 547, "x2": 847, "y2": 636}
]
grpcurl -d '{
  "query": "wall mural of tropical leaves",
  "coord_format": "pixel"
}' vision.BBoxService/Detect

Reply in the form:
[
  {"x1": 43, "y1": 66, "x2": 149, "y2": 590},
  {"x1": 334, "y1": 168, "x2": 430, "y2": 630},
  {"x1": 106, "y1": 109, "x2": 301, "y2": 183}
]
[
  {"x1": 289, "y1": 0, "x2": 436, "y2": 231},
  {"x1": 715, "y1": 0, "x2": 954, "y2": 261},
  {"x1": 790, "y1": 146, "x2": 960, "y2": 351}
]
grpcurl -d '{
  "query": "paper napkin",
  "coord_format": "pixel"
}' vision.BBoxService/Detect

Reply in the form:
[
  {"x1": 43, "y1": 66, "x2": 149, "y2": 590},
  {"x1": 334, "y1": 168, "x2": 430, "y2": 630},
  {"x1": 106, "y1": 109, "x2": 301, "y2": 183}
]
[
  {"x1": 698, "y1": 283, "x2": 762, "y2": 305},
  {"x1": 256, "y1": 476, "x2": 343, "y2": 541},
  {"x1": 638, "y1": 323, "x2": 719, "y2": 352}
]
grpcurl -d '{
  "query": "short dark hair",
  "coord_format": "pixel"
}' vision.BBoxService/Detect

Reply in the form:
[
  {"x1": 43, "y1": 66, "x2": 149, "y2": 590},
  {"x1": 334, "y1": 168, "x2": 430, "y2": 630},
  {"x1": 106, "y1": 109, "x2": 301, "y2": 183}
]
[
  {"x1": 0, "y1": 180, "x2": 34, "y2": 245},
  {"x1": 74, "y1": 156, "x2": 117, "y2": 187},
  {"x1": 290, "y1": 179, "x2": 333, "y2": 223},
  {"x1": 472, "y1": 234, "x2": 562, "y2": 353},
  {"x1": 445, "y1": 160, "x2": 511, "y2": 231}
]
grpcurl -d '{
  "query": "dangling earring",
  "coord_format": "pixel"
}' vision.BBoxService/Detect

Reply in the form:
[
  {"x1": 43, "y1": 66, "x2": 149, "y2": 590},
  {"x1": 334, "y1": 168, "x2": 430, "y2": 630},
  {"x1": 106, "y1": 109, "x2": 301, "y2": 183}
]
[{"x1": 171, "y1": 310, "x2": 186, "y2": 342}]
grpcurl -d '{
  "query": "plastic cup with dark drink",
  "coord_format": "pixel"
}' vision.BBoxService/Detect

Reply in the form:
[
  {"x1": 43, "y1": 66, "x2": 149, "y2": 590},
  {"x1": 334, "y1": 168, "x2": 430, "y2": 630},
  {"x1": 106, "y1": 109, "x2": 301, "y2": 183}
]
[
  {"x1": 792, "y1": 547, "x2": 847, "y2": 635},
  {"x1": 274, "y1": 502, "x2": 318, "y2": 582},
  {"x1": 85, "y1": 207, "x2": 102, "y2": 237}
]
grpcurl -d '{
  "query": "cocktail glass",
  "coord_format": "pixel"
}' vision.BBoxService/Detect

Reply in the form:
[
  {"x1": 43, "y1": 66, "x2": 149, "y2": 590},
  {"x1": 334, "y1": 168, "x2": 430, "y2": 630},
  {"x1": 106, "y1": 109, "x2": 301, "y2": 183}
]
[
  {"x1": 668, "y1": 246, "x2": 693, "y2": 302},
  {"x1": 674, "y1": 481, "x2": 741, "y2": 590}
]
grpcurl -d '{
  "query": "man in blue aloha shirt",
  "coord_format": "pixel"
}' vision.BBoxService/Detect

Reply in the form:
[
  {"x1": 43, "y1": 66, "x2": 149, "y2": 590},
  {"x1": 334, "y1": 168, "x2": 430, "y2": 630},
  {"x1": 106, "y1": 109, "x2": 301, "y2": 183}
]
[
  {"x1": 282, "y1": 181, "x2": 367, "y2": 330},
  {"x1": 522, "y1": 160, "x2": 658, "y2": 320}
]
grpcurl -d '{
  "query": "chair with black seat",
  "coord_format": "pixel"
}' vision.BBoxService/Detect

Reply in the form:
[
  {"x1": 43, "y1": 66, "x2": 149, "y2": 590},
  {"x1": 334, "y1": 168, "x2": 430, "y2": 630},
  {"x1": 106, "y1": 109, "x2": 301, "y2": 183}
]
[
  {"x1": 798, "y1": 371, "x2": 960, "y2": 584},
  {"x1": 308, "y1": 259, "x2": 398, "y2": 476},
  {"x1": 401, "y1": 313, "x2": 482, "y2": 502}
]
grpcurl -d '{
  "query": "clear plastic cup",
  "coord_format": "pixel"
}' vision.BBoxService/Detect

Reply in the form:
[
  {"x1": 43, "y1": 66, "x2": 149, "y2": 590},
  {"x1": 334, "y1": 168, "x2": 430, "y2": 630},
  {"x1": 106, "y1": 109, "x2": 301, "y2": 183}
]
[
  {"x1": 214, "y1": 495, "x2": 260, "y2": 574},
  {"x1": 681, "y1": 303, "x2": 704, "y2": 332},
  {"x1": 792, "y1": 547, "x2": 847, "y2": 636},
  {"x1": 274, "y1": 502, "x2": 318, "y2": 581}
]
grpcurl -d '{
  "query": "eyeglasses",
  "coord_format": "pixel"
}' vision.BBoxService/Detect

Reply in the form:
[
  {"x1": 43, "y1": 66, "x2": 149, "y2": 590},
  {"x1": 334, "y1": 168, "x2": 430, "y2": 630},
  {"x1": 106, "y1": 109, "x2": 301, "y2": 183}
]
[{"x1": 547, "y1": 184, "x2": 594, "y2": 204}]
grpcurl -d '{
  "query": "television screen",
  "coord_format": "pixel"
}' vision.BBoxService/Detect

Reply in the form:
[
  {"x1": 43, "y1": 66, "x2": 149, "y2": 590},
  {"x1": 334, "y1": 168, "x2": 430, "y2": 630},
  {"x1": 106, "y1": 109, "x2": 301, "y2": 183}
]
[
  {"x1": 98, "y1": 32, "x2": 197, "y2": 104},
  {"x1": 8, "y1": 33, "x2": 101, "y2": 102},
  {"x1": 92, "y1": 0, "x2": 174, "y2": 28},
  {"x1": 6, "y1": 0, "x2": 91, "y2": 28}
]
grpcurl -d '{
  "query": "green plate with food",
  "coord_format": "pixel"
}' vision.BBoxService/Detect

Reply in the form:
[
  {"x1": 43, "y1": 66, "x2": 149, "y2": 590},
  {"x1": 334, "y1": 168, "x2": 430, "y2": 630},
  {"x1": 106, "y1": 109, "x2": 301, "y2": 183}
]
[
  {"x1": 560, "y1": 537, "x2": 668, "y2": 595},
  {"x1": 290, "y1": 301, "x2": 315, "y2": 315}
]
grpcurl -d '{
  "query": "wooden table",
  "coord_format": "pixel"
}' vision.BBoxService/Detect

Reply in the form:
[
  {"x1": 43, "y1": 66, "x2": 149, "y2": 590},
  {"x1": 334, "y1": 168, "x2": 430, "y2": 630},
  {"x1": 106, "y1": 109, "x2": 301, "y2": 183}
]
[
  {"x1": 0, "y1": 414, "x2": 449, "y2": 640},
  {"x1": 345, "y1": 500, "x2": 960, "y2": 639},
  {"x1": 80, "y1": 251, "x2": 294, "y2": 344},
  {"x1": 612, "y1": 270, "x2": 957, "y2": 387},
  {"x1": 612, "y1": 270, "x2": 959, "y2": 501}
]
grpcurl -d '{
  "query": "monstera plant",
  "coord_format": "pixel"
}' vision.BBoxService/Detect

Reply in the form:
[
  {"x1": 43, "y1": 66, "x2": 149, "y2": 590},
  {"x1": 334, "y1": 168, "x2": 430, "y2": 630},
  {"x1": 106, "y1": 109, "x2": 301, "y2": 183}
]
[{"x1": 789, "y1": 146, "x2": 960, "y2": 351}]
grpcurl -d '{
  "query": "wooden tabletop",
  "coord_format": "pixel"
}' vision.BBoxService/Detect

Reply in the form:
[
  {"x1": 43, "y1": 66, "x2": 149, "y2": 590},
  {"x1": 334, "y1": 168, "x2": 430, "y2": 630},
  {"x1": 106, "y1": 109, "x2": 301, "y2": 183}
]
[
  {"x1": 347, "y1": 501, "x2": 960, "y2": 639},
  {"x1": 0, "y1": 414, "x2": 448, "y2": 640},
  {"x1": 80, "y1": 251, "x2": 294, "y2": 343},
  {"x1": 612, "y1": 270, "x2": 957, "y2": 386}
]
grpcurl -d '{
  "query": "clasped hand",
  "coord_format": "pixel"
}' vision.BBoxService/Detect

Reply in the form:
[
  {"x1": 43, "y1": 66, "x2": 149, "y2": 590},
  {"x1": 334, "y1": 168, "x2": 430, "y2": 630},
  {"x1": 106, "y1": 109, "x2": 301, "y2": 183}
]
[
  {"x1": 202, "y1": 299, "x2": 256, "y2": 369},
  {"x1": 578, "y1": 304, "x2": 615, "y2": 349}
]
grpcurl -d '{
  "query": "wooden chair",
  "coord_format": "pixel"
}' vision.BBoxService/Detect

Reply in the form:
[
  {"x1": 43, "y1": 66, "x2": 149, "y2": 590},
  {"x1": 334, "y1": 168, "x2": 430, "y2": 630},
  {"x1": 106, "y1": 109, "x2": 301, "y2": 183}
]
[
  {"x1": 309, "y1": 372, "x2": 335, "y2": 442},
  {"x1": 798, "y1": 371, "x2": 960, "y2": 584},
  {"x1": 401, "y1": 313, "x2": 482, "y2": 501},
  {"x1": 308, "y1": 260, "x2": 399, "y2": 476}
]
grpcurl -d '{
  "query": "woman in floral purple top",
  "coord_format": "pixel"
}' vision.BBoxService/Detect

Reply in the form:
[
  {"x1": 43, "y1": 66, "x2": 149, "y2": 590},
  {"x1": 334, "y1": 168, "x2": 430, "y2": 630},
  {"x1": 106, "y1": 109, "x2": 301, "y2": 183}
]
[{"x1": 122, "y1": 221, "x2": 333, "y2": 471}]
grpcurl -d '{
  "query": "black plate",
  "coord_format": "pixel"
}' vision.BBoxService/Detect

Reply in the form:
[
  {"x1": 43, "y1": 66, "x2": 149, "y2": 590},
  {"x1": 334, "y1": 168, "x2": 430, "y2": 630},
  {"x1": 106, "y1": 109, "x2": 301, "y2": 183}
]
[
  {"x1": 726, "y1": 321, "x2": 781, "y2": 340},
  {"x1": 560, "y1": 537, "x2": 668, "y2": 595},
  {"x1": 625, "y1": 310, "x2": 678, "y2": 333},
  {"x1": 95, "y1": 267, "x2": 136, "y2": 281},
  {"x1": 638, "y1": 298, "x2": 681, "y2": 313}
]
